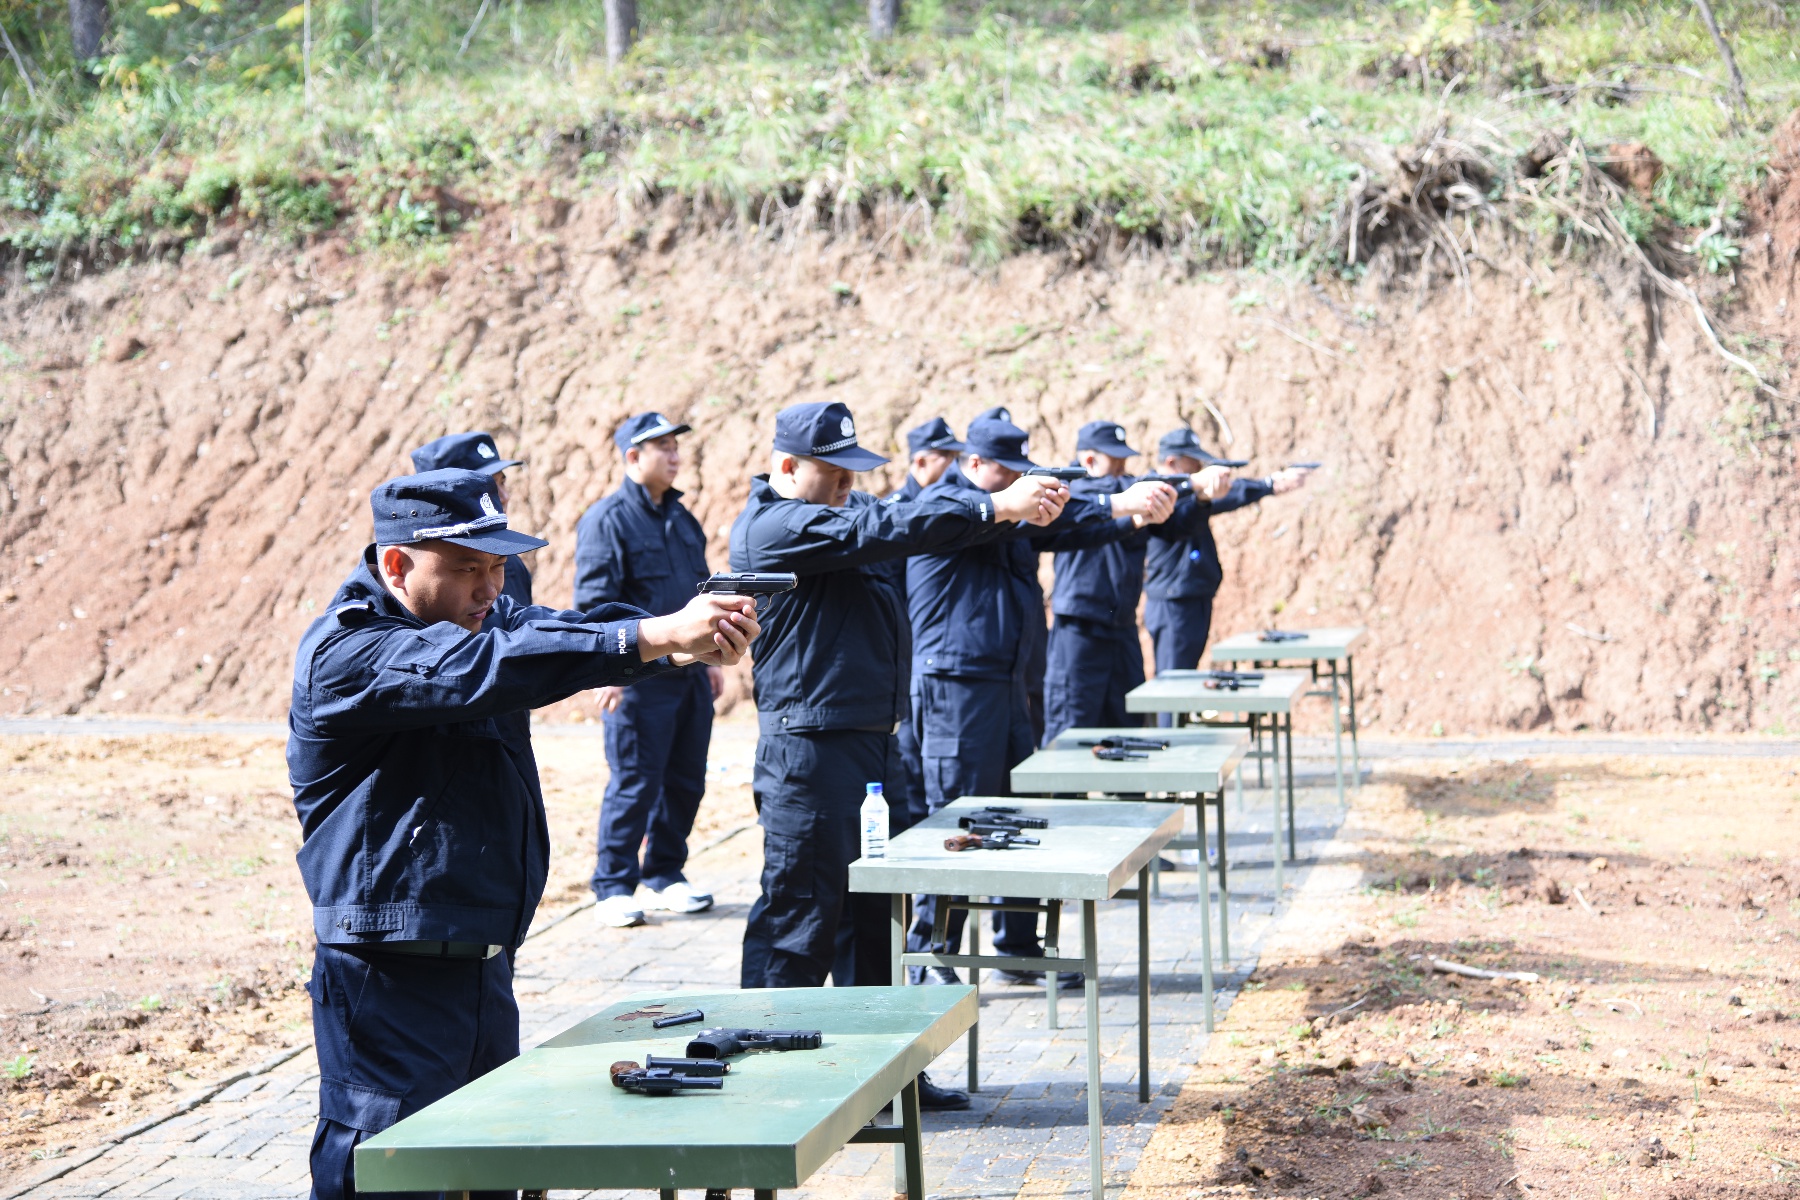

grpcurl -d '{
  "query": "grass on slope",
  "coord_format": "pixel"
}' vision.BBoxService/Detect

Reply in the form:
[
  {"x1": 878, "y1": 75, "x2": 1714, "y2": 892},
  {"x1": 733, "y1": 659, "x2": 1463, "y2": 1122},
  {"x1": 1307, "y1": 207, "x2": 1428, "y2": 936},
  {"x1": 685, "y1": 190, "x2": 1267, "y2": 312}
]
[{"x1": 1, "y1": 0, "x2": 1796, "y2": 277}]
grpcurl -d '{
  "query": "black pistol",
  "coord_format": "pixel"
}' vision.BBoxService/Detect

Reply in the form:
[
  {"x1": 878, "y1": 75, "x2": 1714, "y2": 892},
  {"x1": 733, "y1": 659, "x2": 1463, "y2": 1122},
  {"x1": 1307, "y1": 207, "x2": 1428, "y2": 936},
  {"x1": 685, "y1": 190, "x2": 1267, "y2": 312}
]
[
  {"x1": 684, "y1": 1027, "x2": 823, "y2": 1059},
  {"x1": 944, "y1": 831, "x2": 1038, "y2": 851},
  {"x1": 1077, "y1": 736, "x2": 1169, "y2": 751},
  {"x1": 1287, "y1": 461, "x2": 1321, "y2": 470},
  {"x1": 958, "y1": 808, "x2": 1049, "y2": 831},
  {"x1": 610, "y1": 1061, "x2": 726, "y2": 1095},
  {"x1": 1258, "y1": 630, "x2": 1307, "y2": 643},
  {"x1": 697, "y1": 573, "x2": 799, "y2": 606},
  {"x1": 1201, "y1": 670, "x2": 1265, "y2": 691},
  {"x1": 1092, "y1": 746, "x2": 1150, "y2": 761},
  {"x1": 1025, "y1": 466, "x2": 1088, "y2": 482}
]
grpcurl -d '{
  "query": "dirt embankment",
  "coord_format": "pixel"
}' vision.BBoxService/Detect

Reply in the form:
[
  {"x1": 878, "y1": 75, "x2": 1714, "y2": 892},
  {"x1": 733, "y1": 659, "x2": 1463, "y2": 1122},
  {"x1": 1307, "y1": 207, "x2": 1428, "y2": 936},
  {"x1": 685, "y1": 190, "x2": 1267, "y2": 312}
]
[{"x1": 0, "y1": 185, "x2": 1796, "y2": 732}]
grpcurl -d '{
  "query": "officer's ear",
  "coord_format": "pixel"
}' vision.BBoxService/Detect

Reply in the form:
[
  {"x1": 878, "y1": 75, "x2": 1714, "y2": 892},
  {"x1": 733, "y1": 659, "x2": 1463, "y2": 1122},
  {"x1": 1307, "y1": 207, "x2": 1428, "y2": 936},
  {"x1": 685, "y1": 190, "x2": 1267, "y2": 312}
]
[{"x1": 378, "y1": 545, "x2": 414, "y2": 593}]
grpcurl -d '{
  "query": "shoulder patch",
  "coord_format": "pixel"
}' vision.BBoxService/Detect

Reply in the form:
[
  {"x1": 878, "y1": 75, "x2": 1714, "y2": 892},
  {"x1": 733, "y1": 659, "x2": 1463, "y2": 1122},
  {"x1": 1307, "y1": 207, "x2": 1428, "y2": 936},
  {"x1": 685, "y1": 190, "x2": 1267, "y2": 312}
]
[{"x1": 331, "y1": 601, "x2": 376, "y2": 626}]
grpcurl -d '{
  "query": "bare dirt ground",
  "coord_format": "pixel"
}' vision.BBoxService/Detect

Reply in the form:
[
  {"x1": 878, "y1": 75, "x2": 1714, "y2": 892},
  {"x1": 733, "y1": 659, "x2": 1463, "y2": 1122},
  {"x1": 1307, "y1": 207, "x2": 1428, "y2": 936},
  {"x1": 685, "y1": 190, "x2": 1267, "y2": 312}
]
[
  {"x1": 1126, "y1": 755, "x2": 1800, "y2": 1199},
  {"x1": 0, "y1": 726, "x2": 756, "y2": 1178}
]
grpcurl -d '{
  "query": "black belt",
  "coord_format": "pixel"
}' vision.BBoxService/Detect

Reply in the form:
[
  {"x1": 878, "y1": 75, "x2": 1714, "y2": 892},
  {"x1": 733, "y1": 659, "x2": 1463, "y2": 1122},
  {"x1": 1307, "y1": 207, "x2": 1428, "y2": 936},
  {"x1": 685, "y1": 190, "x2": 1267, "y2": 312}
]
[{"x1": 370, "y1": 940, "x2": 503, "y2": 960}]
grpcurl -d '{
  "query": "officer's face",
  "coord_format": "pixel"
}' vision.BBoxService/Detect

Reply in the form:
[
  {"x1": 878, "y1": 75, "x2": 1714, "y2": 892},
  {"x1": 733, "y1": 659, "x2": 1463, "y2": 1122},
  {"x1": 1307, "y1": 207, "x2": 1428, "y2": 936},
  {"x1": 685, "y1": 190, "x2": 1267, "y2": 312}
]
[
  {"x1": 380, "y1": 542, "x2": 508, "y2": 632},
  {"x1": 627, "y1": 436, "x2": 682, "y2": 490},
  {"x1": 790, "y1": 456, "x2": 855, "y2": 507},
  {"x1": 963, "y1": 455, "x2": 1020, "y2": 493},
  {"x1": 911, "y1": 449, "x2": 956, "y2": 488},
  {"x1": 1162, "y1": 455, "x2": 1203, "y2": 474},
  {"x1": 1079, "y1": 450, "x2": 1131, "y2": 477}
]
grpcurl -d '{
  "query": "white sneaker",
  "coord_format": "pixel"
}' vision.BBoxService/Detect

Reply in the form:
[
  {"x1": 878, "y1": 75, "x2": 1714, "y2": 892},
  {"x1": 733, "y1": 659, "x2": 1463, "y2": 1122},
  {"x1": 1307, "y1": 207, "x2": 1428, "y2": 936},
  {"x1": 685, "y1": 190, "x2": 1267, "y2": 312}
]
[
  {"x1": 644, "y1": 880, "x2": 713, "y2": 914},
  {"x1": 594, "y1": 893, "x2": 647, "y2": 928}
]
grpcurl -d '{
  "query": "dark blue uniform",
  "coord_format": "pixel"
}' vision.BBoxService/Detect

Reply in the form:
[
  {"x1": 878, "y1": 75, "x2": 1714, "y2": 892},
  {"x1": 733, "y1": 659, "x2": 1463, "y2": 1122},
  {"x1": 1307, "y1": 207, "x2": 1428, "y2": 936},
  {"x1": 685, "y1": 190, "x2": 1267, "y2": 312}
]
[
  {"x1": 409, "y1": 432, "x2": 533, "y2": 608},
  {"x1": 289, "y1": 471, "x2": 664, "y2": 1200},
  {"x1": 906, "y1": 461, "x2": 1132, "y2": 963},
  {"x1": 1143, "y1": 477, "x2": 1274, "y2": 674},
  {"x1": 729, "y1": 475, "x2": 1002, "y2": 988},
  {"x1": 1042, "y1": 474, "x2": 1170, "y2": 743},
  {"x1": 573, "y1": 477, "x2": 714, "y2": 901},
  {"x1": 882, "y1": 473, "x2": 930, "y2": 834}
]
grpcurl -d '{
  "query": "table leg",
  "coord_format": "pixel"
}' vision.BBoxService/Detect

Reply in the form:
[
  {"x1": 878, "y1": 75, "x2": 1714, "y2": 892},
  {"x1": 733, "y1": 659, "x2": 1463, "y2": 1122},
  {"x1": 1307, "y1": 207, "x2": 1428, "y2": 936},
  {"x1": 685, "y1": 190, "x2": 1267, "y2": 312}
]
[
  {"x1": 900, "y1": 1075, "x2": 925, "y2": 1200},
  {"x1": 1329, "y1": 665, "x2": 1346, "y2": 808},
  {"x1": 1285, "y1": 711, "x2": 1297, "y2": 861},
  {"x1": 1197, "y1": 803, "x2": 1215, "y2": 1033},
  {"x1": 1083, "y1": 899, "x2": 1104, "y2": 1200},
  {"x1": 891, "y1": 892, "x2": 908, "y2": 1196},
  {"x1": 1345, "y1": 654, "x2": 1361, "y2": 787},
  {"x1": 1215, "y1": 793, "x2": 1229, "y2": 968},
  {"x1": 754, "y1": 1190, "x2": 777, "y2": 1200},
  {"x1": 966, "y1": 912, "x2": 980, "y2": 1094},
  {"x1": 1137, "y1": 864, "x2": 1150, "y2": 1104},
  {"x1": 1046, "y1": 899, "x2": 1061, "y2": 1030},
  {"x1": 661, "y1": 1190, "x2": 677, "y2": 1200},
  {"x1": 1253, "y1": 712, "x2": 1266, "y2": 789},
  {"x1": 1270, "y1": 718, "x2": 1284, "y2": 897}
]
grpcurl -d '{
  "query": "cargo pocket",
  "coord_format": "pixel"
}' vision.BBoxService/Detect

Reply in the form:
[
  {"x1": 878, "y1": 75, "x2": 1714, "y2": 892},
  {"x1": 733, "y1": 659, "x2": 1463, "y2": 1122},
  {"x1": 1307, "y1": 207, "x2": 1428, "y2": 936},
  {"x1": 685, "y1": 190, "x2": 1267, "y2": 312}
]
[
  {"x1": 760, "y1": 832, "x2": 815, "y2": 901},
  {"x1": 318, "y1": 1077, "x2": 404, "y2": 1134}
]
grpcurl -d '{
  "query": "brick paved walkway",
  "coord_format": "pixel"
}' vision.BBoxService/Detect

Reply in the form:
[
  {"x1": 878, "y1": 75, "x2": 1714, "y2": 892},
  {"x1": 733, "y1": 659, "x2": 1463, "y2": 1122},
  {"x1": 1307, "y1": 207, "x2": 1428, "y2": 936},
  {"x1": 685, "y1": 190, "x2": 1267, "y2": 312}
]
[{"x1": 13, "y1": 728, "x2": 1356, "y2": 1200}]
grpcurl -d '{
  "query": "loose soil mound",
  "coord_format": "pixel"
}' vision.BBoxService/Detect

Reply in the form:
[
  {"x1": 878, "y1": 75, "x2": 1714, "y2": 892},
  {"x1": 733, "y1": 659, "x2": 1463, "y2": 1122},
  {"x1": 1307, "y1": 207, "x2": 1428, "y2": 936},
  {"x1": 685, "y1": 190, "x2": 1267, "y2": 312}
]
[
  {"x1": 0, "y1": 197, "x2": 1796, "y2": 731},
  {"x1": 1124, "y1": 756, "x2": 1800, "y2": 1199}
]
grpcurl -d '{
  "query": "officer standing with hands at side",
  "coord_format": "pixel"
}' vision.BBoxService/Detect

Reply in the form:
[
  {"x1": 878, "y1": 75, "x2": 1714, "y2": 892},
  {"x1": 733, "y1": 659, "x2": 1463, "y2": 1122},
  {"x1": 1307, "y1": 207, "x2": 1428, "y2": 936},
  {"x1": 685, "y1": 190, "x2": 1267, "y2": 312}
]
[
  {"x1": 1042, "y1": 421, "x2": 1230, "y2": 744},
  {"x1": 729, "y1": 401, "x2": 1065, "y2": 1113},
  {"x1": 1143, "y1": 428, "x2": 1310, "y2": 684},
  {"x1": 409, "y1": 432, "x2": 533, "y2": 607},
  {"x1": 289, "y1": 468, "x2": 758, "y2": 1200},
  {"x1": 574, "y1": 413, "x2": 722, "y2": 929}
]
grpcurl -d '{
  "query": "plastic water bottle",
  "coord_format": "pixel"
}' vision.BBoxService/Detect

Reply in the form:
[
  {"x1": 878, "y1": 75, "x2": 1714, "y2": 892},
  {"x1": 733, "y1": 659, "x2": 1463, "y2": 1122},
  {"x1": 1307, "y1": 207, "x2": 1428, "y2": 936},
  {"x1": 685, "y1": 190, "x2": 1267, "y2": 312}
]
[{"x1": 859, "y1": 782, "x2": 888, "y2": 860}]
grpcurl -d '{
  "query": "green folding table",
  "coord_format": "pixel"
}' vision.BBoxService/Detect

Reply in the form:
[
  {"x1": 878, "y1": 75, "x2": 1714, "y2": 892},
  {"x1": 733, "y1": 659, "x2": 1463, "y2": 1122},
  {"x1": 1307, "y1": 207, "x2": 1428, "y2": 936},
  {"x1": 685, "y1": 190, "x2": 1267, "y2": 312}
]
[
  {"x1": 1011, "y1": 728, "x2": 1243, "y2": 985},
  {"x1": 354, "y1": 985, "x2": 976, "y2": 1200},
  {"x1": 1209, "y1": 626, "x2": 1368, "y2": 792},
  {"x1": 848, "y1": 796, "x2": 1184, "y2": 1200},
  {"x1": 1126, "y1": 669, "x2": 1309, "y2": 876}
]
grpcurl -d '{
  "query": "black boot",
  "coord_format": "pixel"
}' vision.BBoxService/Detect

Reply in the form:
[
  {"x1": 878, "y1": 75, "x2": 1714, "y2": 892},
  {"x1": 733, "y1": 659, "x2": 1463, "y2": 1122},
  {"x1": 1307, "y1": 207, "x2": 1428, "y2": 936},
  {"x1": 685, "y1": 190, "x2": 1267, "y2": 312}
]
[{"x1": 916, "y1": 1071, "x2": 970, "y2": 1111}]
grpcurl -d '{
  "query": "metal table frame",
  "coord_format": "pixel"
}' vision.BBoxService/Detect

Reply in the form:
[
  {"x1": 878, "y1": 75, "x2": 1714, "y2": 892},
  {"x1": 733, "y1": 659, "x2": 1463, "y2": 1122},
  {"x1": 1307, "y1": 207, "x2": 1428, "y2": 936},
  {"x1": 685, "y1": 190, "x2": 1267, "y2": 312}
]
[
  {"x1": 852, "y1": 796, "x2": 1183, "y2": 1200},
  {"x1": 1209, "y1": 627, "x2": 1367, "y2": 795}
]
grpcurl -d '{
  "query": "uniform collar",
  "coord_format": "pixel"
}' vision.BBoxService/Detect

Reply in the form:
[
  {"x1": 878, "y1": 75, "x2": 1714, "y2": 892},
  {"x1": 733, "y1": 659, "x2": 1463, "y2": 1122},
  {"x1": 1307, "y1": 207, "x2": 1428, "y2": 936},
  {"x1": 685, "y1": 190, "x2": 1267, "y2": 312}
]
[{"x1": 625, "y1": 474, "x2": 684, "y2": 513}]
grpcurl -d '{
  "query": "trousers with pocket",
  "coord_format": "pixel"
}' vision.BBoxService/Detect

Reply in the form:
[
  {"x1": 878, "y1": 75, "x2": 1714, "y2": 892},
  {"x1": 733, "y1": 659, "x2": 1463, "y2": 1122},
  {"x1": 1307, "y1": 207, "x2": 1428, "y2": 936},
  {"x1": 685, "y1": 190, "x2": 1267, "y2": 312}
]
[
  {"x1": 741, "y1": 728, "x2": 897, "y2": 989},
  {"x1": 592, "y1": 668, "x2": 713, "y2": 899},
  {"x1": 308, "y1": 944, "x2": 518, "y2": 1200},
  {"x1": 906, "y1": 674, "x2": 1045, "y2": 965},
  {"x1": 1144, "y1": 595, "x2": 1214, "y2": 729},
  {"x1": 1042, "y1": 616, "x2": 1147, "y2": 746}
]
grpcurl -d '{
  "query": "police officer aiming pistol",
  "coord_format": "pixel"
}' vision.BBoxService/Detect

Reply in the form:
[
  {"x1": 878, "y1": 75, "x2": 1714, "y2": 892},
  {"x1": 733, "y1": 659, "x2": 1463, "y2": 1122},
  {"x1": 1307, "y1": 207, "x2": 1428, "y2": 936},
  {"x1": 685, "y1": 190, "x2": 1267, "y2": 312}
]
[{"x1": 287, "y1": 468, "x2": 759, "y2": 1200}]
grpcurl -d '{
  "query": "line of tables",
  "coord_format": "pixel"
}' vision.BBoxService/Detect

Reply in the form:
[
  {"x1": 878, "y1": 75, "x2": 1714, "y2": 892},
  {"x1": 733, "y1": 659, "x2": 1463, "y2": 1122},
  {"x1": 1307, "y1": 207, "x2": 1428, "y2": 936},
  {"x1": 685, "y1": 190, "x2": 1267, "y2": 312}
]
[{"x1": 354, "y1": 628, "x2": 1368, "y2": 1200}]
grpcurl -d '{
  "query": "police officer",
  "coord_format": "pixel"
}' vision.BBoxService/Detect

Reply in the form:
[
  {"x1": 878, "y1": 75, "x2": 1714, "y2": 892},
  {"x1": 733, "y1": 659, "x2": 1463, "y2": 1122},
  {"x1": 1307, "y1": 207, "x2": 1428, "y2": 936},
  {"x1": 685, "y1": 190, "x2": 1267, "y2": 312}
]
[
  {"x1": 409, "y1": 432, "x2": 533, "y2": 607},
  {"x1": 729, "y1": 401, "x2": 1065, "y2": 1107},
  {"x1": 1144, "y1": 428, "x2": 1310, "y2": 686},
  {"x1": 888, "y1": 416, "x2": 966, "y2": 504},
  {"x1": 905, "y1": 416, "x2": 1175, "y2": 988},
  {"x1": 574, "y1": 413, "x2": 720, "y2": 929},
  {"x1": 1042, "y1": 421, "x2": 1228, "y2": 744},
  {"x1": 289, "y1": 468, "x2": 758, "y2": 1200},
  {"x1": 967, "y1": 407, "x2": 1055, "y2": 740}
]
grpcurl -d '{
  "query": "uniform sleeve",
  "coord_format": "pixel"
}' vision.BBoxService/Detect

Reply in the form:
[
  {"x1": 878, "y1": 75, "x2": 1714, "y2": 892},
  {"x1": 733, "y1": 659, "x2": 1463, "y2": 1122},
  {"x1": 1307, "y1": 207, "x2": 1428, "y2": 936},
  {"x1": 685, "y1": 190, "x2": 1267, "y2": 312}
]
[
  {"x1": 1207, "y1": 478, "x2": 1275, "y2": 516},
  {"x1": 572, "y1": 505, "x2": 628, "y2": 611},
  {"x1": 304, "y1": 606, "x2": 667, "y2": 735},
  {"x1": 1023, "y1": 495, "x2": 1137, "y2": 552},
  {"x1": 730, "y1": 491, "x2": 999, "y2": 575},
  {"x1": 1146, "y1": 493, "x2": 1210, "y2": 542}
]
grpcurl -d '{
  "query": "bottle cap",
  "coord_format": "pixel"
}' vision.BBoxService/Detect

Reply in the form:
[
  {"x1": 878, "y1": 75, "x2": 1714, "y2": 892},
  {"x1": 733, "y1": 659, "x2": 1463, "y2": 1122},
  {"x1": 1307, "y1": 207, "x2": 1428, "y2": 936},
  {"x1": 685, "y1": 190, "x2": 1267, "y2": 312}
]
[{"x1": 866, "y1": 782, "x2": 883, "y2": 794}]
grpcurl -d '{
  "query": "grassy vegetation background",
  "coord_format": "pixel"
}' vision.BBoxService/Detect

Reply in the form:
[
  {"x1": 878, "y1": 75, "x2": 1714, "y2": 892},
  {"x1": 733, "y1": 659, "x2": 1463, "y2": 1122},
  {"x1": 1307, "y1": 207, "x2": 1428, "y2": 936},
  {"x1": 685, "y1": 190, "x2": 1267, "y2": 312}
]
[{"x1": 1, "y1": 0, "x2": 1796, "y2": 278}]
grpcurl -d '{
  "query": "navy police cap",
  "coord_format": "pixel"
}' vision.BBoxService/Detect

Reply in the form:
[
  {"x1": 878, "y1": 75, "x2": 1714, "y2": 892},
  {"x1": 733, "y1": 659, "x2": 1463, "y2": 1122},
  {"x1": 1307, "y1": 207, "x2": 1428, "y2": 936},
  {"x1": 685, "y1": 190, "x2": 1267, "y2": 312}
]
[
  {"x1": 1157, "y1": 427, "x2": 1231, "y2": 465},
  {"x1": 974, "y1": 405, "x2": 1013, "y2": 424},
  {"x1": 410, "y1": 432, "x2": 521, "y2": 476},
  {"x1": 906, "y1": 416, "x2": 968, "y2": 456},
  {"x1": 614, "y1": 411, "x2": 693, "y2": 450},
  {"x1": 371, "y1": 469, "x2": 548, "y2": 555},
  {"x1": 773, "y1": 401, "x2": 888, "y2": 470},
  {"x1": 1075, "y1": 420, "x2": 1137, "y2": 458},
  {"x1": 964, "y1": 417, "x2": 1038, "y2": 473}
]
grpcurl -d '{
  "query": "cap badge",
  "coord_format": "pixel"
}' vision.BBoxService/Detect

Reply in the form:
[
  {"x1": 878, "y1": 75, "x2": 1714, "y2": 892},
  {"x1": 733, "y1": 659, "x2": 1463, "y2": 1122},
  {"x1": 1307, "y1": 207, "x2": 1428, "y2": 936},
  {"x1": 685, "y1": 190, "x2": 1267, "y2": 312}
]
[
  {"x1": 1114, "y1": 425, "x2": 1125, "y2": 439},
  {"x1": 480, "y1": 492, "x2": 500, "y2": 519},
  {"x1": 477, "y1": 442, "x2": 496, "y2": 459},
  {"x1": 841, "y1": 416, "x2": 855, "y2": 438}
]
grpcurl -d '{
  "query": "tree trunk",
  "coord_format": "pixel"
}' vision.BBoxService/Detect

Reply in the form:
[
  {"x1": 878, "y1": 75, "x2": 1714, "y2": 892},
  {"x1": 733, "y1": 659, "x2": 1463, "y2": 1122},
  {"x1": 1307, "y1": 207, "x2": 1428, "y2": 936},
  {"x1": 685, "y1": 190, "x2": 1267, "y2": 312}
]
[
  {"x1": 1690, "y1": 0, "x2": 1748, "y2": 118},
  {"x1": 67, "y1": 0, "x2": 108, "y2": 62},
  {"x1": 605, "y1": 0, "x2": 637, "y2": 65},
  {"x1": 868, "y1": 0, "x2": 900, "y2": 39}
]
